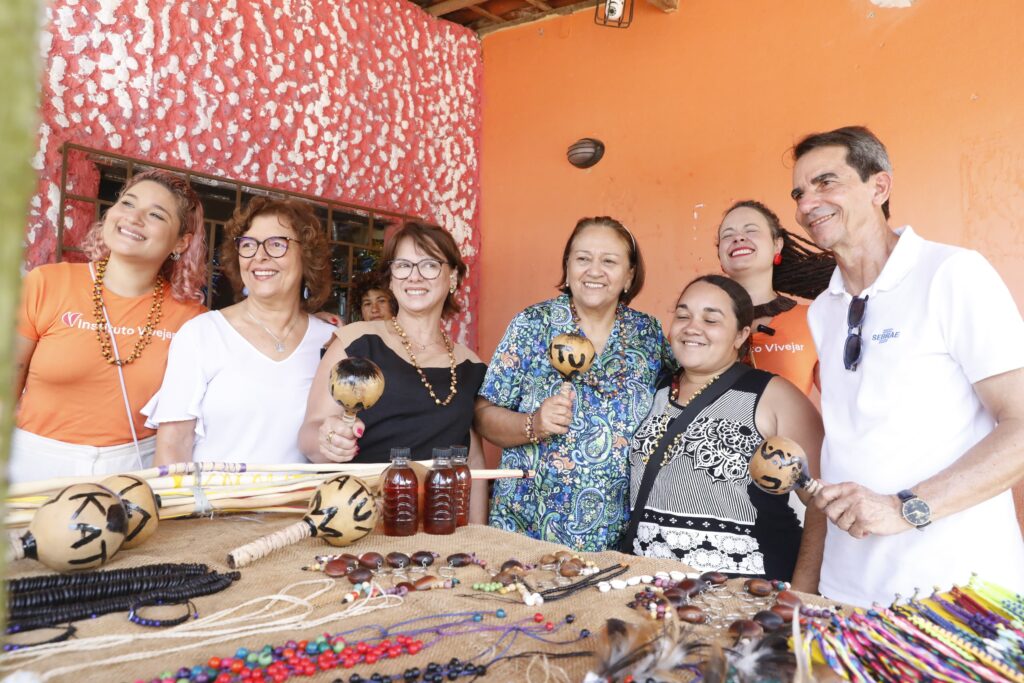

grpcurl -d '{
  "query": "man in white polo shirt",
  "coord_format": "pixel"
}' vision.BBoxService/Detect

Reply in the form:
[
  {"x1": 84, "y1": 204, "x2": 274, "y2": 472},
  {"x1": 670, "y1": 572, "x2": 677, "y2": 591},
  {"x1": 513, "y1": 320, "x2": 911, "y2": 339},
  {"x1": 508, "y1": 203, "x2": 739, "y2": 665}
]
[{"x1": 789, "y1": 125, "x2": 1024, "y2": 607}]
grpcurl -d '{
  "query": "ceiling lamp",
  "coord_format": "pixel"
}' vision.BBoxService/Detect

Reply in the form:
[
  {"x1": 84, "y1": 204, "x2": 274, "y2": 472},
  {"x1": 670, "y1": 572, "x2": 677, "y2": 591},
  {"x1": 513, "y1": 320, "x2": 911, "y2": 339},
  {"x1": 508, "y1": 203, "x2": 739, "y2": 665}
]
[
  {"x1": 595, "y1": 0, "x2": 634, "y2": 27},
  {"x1": 567, "y1": 138, "x2": 605, "y2": 169}
]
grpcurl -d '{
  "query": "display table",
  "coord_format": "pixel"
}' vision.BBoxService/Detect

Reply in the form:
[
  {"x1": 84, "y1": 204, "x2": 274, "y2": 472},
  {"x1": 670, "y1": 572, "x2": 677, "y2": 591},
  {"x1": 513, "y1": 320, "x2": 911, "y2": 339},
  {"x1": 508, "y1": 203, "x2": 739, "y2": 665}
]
[{"x1": 2, "y1": 516, "x2": 828, "y2": 682}]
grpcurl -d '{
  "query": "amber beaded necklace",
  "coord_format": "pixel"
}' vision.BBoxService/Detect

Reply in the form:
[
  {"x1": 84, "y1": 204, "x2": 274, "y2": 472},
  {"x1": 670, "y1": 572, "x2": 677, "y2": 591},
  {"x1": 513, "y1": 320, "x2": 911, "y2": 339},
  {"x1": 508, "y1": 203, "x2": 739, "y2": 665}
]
[
  {"x1": 92, "y1": 257, "x2": 165, "y2": 367},
  {"x1": 390, "y1": 317, "x2": 458, "y2": 407}
]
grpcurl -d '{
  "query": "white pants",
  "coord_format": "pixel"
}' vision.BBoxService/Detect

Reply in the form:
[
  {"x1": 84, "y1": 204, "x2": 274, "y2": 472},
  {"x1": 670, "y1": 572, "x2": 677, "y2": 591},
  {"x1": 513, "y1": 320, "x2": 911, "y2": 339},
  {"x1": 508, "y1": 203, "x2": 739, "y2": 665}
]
[{"x1": 8, "y1": 428, "x2": 155, "y2": 484}]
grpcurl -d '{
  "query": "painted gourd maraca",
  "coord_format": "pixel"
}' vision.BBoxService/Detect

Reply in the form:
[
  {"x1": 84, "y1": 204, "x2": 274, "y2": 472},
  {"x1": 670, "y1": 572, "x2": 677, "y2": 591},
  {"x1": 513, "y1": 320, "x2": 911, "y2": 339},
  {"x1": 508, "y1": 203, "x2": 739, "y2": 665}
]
[
  {"x1": 548, "y1": 333, "x2": 596, "y2": 394},
  {"x1": 749, "y1": 436, "x2": 822, "y2": 497},
  {"x1": 330, "y1": 357, "x2": 385, "y2": 422},
  {"x1": 15, "y1": 483, "x2": 128, "y2": 571},
  {"x1": 227, "y1": 474, "x2": 378, "y2": 569},
  {"x1": 101, "y1": 474, "x2": 160, "y2": 549}
]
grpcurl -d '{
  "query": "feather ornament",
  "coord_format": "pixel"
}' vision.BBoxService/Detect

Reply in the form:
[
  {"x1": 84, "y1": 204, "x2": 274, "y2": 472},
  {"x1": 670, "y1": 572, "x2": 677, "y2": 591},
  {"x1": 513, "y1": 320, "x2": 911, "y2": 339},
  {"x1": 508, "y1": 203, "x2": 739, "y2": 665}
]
[
  {"x1": 585, "y1": 617, "x2": 702, "y2": 683},
  {"x1": 701, "y1": 632, "x2": 795, "y2": 683}
]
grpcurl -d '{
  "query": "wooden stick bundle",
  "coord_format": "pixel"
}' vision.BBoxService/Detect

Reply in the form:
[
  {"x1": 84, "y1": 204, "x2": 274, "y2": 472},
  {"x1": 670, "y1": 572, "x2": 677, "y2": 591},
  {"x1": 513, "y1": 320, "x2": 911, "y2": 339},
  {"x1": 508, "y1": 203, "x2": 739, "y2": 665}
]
[{"x1": 5, "y1": 462, "x2": 534, "y2": 528}]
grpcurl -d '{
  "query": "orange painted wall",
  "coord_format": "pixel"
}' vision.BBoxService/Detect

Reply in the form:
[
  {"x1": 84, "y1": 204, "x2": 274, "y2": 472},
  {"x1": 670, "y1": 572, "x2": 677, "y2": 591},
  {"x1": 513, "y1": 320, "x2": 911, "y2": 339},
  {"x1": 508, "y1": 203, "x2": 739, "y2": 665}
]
[
  {"x1": 477, "y1": 0, "x2": 1024, "y2": 525},
  {"x1": 478, "y1": 0, "x2": 1024, "y2": 359}
]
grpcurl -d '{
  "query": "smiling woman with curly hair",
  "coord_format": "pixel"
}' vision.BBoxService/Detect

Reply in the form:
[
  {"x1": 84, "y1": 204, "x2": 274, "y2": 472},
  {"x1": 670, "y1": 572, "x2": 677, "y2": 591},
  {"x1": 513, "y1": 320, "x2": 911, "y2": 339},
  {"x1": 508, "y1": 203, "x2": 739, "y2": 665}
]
[{"x1": 145, "y1": 197, "x2": 335, "y2": 466}]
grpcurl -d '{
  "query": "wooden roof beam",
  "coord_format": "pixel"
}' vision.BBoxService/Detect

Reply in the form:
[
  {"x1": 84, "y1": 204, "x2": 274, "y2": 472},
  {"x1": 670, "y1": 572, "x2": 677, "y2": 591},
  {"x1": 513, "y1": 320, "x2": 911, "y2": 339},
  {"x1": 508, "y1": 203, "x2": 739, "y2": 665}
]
[
  {"x1": 522, "y1": 0, "x2": 553, "y2": 10},
  {"x1": 468, "y1": 5, "x2": 506, "y2": 22},
  {"x1": 426, "y1": 0, "x2": 485, "y2": 16}
]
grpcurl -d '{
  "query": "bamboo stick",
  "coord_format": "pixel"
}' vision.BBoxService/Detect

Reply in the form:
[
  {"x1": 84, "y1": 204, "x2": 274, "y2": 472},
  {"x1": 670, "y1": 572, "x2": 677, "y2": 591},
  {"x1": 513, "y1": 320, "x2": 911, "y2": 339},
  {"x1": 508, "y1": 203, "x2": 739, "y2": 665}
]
[
  {"x1": 5, "y1": 467, "x2": 534, "y2": 527},
  {"x1": 1, "y1": 0, "x2": 42, "y2": 633}
]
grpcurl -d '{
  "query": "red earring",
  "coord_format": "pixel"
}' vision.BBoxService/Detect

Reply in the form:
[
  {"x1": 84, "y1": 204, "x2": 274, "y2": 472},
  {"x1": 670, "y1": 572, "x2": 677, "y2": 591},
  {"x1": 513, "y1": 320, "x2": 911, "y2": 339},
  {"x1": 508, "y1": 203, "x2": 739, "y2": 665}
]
[{"x1": 773, "y1": 253, "x2": 782, "y2": 266}]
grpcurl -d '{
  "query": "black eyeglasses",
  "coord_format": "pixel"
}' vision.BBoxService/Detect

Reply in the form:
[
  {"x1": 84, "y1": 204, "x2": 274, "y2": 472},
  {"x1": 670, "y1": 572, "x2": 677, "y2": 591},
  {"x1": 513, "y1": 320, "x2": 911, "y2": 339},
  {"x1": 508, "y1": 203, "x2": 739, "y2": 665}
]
[
  {"x1": 235, "y1": 236, "x2": 299, "y2": 259},
  {"x1": 844, "y1": 295, "x2": 869, "y2": 371},
  {"x1": 389, "y1": 258, "x2": 444, "y2": 280}
]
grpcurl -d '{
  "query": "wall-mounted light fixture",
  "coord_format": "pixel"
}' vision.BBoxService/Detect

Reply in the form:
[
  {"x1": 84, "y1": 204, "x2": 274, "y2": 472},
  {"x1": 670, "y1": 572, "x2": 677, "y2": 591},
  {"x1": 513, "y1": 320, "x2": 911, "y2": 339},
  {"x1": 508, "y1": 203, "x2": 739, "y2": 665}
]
[
  {"x1": 595, "y1": 0, "x2": 634, "y2": 28},
  {"x1": 567, "y1": 138, "x2": 605, "y2": 169}
]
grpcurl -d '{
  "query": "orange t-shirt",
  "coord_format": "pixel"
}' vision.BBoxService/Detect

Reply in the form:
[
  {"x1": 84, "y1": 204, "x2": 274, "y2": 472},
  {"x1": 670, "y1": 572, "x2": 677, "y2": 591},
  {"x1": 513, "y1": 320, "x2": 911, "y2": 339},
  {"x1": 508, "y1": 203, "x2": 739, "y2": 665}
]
[
  {"x1": 748, "y1": 304, "x2": 817, "y2": 396},
  {"x1": 17, "y1": 262, "x2": 206, "y2": 446}
]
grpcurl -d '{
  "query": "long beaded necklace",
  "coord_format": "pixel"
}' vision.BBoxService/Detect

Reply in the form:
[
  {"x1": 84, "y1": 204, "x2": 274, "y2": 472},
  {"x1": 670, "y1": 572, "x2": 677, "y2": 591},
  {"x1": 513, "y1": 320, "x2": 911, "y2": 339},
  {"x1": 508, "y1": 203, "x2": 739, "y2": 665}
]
[
  {"x1": 390, "y1": 317, "x2": 458, "y2": 407},
  {"x1": 669, "y1": 371, "x2": 721, "y2": 405},
  {"x1": 637, "y1": 371, "x2": 722, "y2": 466},
  {"x1": 92, "y1": 257, "x2": 165, "y2": 367}
]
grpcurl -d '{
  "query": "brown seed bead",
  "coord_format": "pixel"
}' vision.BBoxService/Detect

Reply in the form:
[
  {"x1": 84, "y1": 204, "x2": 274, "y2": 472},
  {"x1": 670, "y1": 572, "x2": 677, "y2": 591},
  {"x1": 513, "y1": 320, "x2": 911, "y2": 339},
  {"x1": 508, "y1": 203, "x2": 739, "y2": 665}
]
[
  {"x1": 699, "y1": 571, "x2": 728, "y2": 586},
  {"x1": 677, "y1": 605, "x2": 706, "y2": 624},
  {"x1": 770, "y1": 604, "x2": 795, "y2": 623},
  {"x1": 386, "y1": 552, "x2": 410, "y2": 569},
  {"x1": 347, "y1": 568, "x2": 374, "y2": 584},
  {"x1": 775, "y1": 590, "x2": 803, "y2": 608},
  {"x1": 495, "y1": 570, "x2": 519, "y2": 586},
  {"x1": 395, "y1": 581, "x2": 416, "y2": 595},
  {"x1": 500, "y1": 559, "x2": 525, "y2": 572},
  {"x1": 744, "y1": 578, "x2": 773, "y2": 597},
  {"x1": 447, "y1": 553, "x2": 473, "y2": 568},
  {"x1": 324, "y1": 558, "x2": 355, "y2": 577},
  {"x1": 558, "y1": 560, "x2": 583, "y2": 577},
  {"x1": 414, "y1": 575, "x2": 440, "y2": 590},
  {"x1": 359, "y1": 552, "x2": 385, "y2": 570},
  {"x1": 554, "y1": 550, "x2": 573, "y2": 562},
  {"x1": 678, "y1": 578, "x2": 708, "y2": 597},
  {"x1": 753, "y1": 610, "x2": 785, "y2": 632},
  {"x1": 663, "y1": 588, "x2": 687, "y2": 607},
  {"x1": 412, "y1": 551, "x2": 436, "y2": 567},
  {"x1": 728, "y1": 619, "x2": 765, "y2": 640},
  {"x1": 539, "y1": 554, "x2": 558, "y2": 566}
]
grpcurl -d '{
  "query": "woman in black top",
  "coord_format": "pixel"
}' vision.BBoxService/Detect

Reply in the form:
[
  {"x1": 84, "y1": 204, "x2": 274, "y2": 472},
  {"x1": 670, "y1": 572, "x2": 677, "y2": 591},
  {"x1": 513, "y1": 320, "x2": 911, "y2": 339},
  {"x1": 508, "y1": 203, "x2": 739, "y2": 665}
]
[
  {"x1": 300, "y1": 222, "x2": 487, "y2": 521},
  {"x1": 623, "y1": 275, "x2": 823, "y2": 589}
]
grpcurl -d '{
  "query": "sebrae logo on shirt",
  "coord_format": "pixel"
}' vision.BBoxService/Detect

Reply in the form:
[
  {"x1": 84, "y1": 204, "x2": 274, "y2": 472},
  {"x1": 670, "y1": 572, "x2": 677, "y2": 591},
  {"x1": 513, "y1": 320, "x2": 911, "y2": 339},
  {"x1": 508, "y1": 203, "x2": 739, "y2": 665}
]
[
  {"x1": 61, "y1": 310, "x2": 178, "y2": 340},
  {"x1": 871, "y1": 328, "x2": 900, "y2": 344}
]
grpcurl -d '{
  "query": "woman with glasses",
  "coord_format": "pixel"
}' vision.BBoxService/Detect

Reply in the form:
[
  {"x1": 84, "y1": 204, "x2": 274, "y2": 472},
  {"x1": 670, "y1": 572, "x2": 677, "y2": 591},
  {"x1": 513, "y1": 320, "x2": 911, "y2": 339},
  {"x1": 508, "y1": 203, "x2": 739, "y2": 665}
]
[
  {"x1": 299, "y1": 222, "x2": 488, "y2": 519},
  {"x1": 476, "y1": 216, "x2": 673, "y2": 551},
  {"x1": 10, "y1": 170, "x2": 207, "y2": 483},
  {"x1": 622, "y1": 275, "x2": 823, "y2": 588},
  {"x1": 145, "y1": 198, "x2": 333, "y2": 466},
  {"x1": 716, "y1": 200, "x2": 834, "y2": 396}
]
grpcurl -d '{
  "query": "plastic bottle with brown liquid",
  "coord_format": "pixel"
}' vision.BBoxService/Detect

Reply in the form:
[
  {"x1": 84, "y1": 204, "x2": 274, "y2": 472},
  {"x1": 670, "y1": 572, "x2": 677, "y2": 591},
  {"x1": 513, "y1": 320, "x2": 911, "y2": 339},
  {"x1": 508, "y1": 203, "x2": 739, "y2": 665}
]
[
  {"x1": 382, "y1": 447, "x2": 419, "y2": 536},
  {"x1": 423, "y1": 448, "x2": 456, "y2": 535},
  {"x1": 450, "y1": 445, "x2": 471, "y2": 527}
]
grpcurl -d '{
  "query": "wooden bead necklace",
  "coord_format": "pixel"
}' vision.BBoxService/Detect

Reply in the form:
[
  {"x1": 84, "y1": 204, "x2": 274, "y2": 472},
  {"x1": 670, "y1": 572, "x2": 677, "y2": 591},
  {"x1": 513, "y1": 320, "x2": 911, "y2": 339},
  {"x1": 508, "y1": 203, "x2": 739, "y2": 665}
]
[
  {"x1": 92, "y1": 257, "x2": 166, "y2": 366},
  {"x1": 638, "y1": 371, "x2": 723, "y2": 466},
  {"x1": 669, "y1": 370, "x2": 722, "y2": 405},
  {"x1": 390, "y1": 317, "x2": 458, "y2": 407},
  {"x1": 142, "y1": 608, "x2": 590, "y2": 683}
]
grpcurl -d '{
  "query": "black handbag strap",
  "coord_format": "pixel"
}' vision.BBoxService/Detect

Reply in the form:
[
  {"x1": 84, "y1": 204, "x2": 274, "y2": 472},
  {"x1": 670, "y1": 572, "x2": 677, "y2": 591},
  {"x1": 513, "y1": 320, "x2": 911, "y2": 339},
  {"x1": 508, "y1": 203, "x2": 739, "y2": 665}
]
[{"x1": 621, "y1": 363, "x2": 752, "y2": 551}]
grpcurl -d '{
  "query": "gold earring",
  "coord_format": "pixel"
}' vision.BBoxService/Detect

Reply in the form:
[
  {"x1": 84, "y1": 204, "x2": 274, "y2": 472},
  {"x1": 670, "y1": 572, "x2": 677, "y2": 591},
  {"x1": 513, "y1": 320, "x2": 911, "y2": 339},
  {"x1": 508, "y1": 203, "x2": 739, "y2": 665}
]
[{"x1": 449, "y1": 276, "x2": 457, "y2": 295}]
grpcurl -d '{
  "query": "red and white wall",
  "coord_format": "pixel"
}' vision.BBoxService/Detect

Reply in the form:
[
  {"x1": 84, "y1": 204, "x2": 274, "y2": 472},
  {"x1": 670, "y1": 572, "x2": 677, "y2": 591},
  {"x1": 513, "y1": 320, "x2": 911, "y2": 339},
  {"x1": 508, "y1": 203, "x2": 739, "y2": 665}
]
[{"x1": 29, "y1": 0, "x2": 483, "y2": 344}]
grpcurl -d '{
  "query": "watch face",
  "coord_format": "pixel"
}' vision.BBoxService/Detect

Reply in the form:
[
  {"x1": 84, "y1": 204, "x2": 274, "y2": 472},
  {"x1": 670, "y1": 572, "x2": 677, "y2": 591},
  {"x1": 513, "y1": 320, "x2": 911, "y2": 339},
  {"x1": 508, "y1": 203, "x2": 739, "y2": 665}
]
[{"x1": 902, "y1": 498, "x2": 931, "y2": 526}]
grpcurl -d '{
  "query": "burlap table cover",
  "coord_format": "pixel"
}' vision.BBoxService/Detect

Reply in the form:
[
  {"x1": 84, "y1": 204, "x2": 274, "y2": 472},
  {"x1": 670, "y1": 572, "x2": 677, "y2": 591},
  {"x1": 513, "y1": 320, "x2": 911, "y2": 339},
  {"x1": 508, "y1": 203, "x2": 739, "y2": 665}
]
[{"x1": 2, "y1": 516, "x2": 833, "y2": 682}]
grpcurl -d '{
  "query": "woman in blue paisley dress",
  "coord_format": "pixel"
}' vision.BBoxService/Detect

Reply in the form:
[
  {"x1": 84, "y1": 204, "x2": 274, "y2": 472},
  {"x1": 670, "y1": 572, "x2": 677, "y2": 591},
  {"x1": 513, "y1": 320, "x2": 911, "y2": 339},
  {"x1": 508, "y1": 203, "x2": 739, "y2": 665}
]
[
  {"x1": 623, "y1": 275, "x2": 823, "y2": 589},
  {"x1": 475, "y1": 217, "x2": 673, "y2": 551}
]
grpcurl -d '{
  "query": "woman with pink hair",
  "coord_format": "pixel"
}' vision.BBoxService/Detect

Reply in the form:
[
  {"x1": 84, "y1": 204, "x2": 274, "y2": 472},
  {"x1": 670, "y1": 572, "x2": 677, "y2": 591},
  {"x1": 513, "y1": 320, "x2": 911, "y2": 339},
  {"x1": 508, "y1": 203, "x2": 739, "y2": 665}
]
[{"x1": 10, "y1": 169, "x2": 208, "y2": 482}]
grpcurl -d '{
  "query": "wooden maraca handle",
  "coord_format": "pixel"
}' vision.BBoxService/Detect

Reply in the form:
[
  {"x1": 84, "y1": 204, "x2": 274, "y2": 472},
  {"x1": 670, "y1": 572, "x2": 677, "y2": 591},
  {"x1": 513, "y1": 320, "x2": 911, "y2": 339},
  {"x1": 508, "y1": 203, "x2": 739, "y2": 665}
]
[
  {"x1": 339, "y1": 411, "x2": 357, "y2": 425},
  {"x1": 558, "y1": 381, "x2": 574, "y2": 397},
  {"x1": 227, "y1": 520, "x2": 312, "y2": 569},
  {"x1": 800, "y1": 475, "x2": 823, "y2": 497}
]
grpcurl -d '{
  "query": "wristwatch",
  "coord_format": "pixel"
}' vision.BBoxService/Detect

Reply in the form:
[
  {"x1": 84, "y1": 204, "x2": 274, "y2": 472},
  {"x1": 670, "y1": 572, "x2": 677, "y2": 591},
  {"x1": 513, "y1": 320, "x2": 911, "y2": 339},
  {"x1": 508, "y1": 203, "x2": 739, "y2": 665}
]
[{"x1": 897, "y1": 490, "x2": 932, "y2": 530}]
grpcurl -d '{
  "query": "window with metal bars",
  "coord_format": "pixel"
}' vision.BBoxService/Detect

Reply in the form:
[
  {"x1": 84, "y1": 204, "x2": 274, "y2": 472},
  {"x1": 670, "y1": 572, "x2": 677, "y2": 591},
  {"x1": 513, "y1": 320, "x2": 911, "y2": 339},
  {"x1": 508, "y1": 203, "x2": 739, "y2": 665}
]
[{"x1": 55, "y1": 143, "x2": 416, "y2": 322}]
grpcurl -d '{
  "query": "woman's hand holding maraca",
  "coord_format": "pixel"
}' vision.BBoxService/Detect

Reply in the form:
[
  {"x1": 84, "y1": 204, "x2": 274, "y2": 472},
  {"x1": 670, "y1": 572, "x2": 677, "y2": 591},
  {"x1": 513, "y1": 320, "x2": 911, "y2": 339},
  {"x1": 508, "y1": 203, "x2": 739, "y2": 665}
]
[
  {"x1": 532, "y1": 389, "x2": 575, "y2": 439},
  {"x1": 318, "y1": 415, "x2": 364, "y2": 463}
]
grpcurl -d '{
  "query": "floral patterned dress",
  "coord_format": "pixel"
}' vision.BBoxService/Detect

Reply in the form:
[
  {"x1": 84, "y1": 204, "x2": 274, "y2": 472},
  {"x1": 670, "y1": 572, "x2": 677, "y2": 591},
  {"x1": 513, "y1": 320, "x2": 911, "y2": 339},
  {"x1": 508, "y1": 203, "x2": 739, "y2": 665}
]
[{"x1": 481, "y1": 295, "x2": 672, "y2": 551}]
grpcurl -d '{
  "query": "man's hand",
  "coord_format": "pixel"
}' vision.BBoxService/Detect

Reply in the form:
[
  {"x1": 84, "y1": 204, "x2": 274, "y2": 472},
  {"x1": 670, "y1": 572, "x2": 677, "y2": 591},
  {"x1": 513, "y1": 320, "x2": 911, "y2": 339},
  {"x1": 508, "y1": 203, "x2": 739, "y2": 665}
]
[{"x1": 814, "y1": 482, "x2": 910, "y2": 539}]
